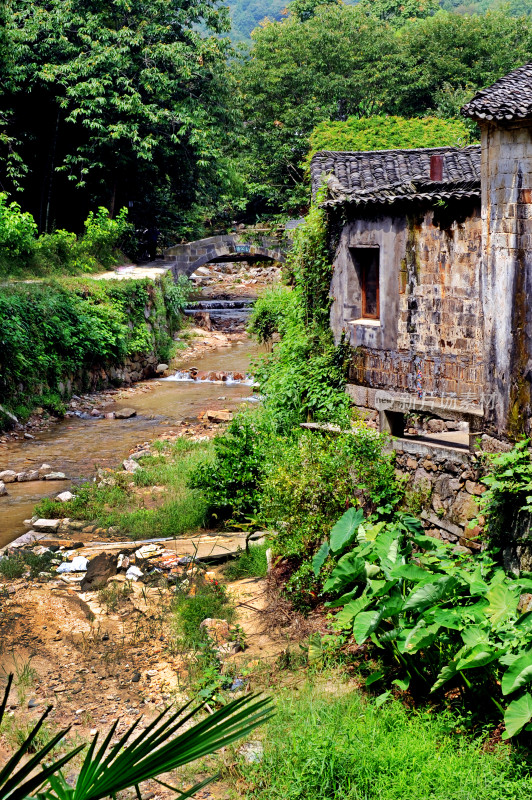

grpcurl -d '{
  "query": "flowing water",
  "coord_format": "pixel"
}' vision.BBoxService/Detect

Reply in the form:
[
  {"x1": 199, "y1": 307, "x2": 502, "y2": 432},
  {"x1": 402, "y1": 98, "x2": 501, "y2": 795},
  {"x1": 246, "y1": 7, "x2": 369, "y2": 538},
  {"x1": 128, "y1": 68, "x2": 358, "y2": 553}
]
[{"x1": 0, "y1": 339, "x2": 261, "y2": 548}]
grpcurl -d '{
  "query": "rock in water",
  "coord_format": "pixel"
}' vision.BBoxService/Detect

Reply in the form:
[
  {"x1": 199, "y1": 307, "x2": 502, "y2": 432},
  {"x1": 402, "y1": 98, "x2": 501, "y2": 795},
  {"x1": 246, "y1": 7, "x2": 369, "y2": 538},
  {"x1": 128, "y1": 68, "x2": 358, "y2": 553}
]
[
  {"x1": 33, "y1": 519, "x2": 61, "y2": 533},
  {"x1": 115, "y1": 408, "x2": 137, "y2": 419},
  {"x1": 156, "y1": 363, "x2": 168, "y2": 374},
  {"x1": 43, "y1": 472, "x2": 67, "y2": 480},
  {"x1": 0, "y1": 470, "x2": 16, "y2": 483},
  {"x1": 80, "y1": 552, "x2": 118, "y2": 591},
  {"x1": 0, "y1": 481, "x2": 7, "y2": 497}
]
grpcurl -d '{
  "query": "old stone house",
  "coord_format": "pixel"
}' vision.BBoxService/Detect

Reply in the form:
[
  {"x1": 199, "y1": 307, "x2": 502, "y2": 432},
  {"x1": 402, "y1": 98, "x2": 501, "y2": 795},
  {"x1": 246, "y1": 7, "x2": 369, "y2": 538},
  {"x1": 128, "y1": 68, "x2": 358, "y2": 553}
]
[{"x1": 311, "y1": 62, "x2": 532, "y2": 448}]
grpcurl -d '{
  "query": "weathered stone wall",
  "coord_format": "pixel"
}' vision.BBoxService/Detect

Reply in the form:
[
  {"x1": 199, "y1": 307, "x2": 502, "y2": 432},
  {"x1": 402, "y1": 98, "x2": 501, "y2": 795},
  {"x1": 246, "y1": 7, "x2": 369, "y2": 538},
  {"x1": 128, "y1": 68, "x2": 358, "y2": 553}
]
[
  {"x1": 329, "y1": 201, "x2": 484, "y2": 403},
  {"x1": 480, "y1": 120, "x2": 532, "y2": 437},
  {"x1": 391, "y1": 439, "x2": 484, "y2": 552}
]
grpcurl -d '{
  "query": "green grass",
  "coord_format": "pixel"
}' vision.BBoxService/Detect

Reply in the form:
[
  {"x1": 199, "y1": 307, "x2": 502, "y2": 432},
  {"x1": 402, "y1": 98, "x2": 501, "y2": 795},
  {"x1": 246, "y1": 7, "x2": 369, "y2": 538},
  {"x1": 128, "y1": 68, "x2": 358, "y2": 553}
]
[
  {"x1": 0, "y1": 550, "x2": 54, "y2": 580},
  {"x1": 224, "y1": 543, "x2": 269, "y2": 581},
  {"x1": 235, "y1": 678, "x2": 532, "y2": 800},
  {"x1": 34, "y1": 438, "x2": 213, "y2": 539},
  {"x1": 172, "y1": 577, "x2": 235, "y2": 648}
]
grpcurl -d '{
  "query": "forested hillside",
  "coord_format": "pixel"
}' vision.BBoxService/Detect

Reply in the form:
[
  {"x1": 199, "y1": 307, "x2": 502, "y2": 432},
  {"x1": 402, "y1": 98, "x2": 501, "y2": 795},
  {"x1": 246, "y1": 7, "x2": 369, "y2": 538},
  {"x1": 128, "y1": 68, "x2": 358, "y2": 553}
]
[
  {"x1": 1, "y1": 0, "x2": 531, "y2": 243},
  {"x1": 227, "y1": 0, "x2": 532, "y2": 41}
]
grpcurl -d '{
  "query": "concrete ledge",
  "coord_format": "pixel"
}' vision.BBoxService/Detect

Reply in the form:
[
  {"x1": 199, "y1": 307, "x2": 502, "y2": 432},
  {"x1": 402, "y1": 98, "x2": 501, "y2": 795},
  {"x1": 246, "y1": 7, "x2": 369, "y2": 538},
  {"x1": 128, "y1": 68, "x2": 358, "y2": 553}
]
[{"x1": 389, "y1": 437, "x2": 471, "y2": 463}]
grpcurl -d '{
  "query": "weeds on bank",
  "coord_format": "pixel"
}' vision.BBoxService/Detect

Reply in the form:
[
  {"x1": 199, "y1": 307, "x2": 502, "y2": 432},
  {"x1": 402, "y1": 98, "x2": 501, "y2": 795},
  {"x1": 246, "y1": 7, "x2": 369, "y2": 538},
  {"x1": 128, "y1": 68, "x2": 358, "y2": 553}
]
[
  {"x1": 0, "y1": 550, "x2": 54, "y2": 580},
  {"x1": 224, "y1": 543, "x2": 269, "y2": 581},
  {"x1": 35, "y1": 437, "x2": 213, "y2": 538},
  {"x1": 232, "y1": 677, "x2": 532, "y2": 800}
]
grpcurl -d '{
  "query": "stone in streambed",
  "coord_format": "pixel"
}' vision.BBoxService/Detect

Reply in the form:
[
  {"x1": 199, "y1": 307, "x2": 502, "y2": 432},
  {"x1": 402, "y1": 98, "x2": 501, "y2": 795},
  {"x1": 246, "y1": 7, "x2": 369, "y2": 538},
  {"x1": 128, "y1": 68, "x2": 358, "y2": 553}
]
[
  {"x1": 0, "y1": 481, "x2": 7, "y2": 497},
  {"x1": 0, "y1": 470, "x2": 16, "y2": 483},
  {"x1": 206, "y1": 409, "x2": 232, "y2": 423},
  {"x1": 56, "y1": 491, "x2": 75, "y2": 502},
  {"x1": 33, "y1": 519, "x2": 61, "y2": 533},
  {"x1": 115, "y1": 408, "x2": 137, "y2": 419},
  {"x1": 80, "y1": 552, "x2": 118, "y2": 591},
  {"x1": 17, "y1": 470, "x2": 40, "y2": 482},
  {"x1": 43, "y1": 472, "x2": 67, "y2": 480},
  {"x1": 123, "y1": 459, "x2": 141, "y2": 473}
]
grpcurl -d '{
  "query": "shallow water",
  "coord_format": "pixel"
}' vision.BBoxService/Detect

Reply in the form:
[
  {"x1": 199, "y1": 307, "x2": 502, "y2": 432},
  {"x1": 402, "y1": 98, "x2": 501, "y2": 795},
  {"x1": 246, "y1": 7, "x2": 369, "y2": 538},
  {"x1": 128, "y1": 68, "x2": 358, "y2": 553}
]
[{"x1": 0, "y1": 340, "x2": 261, "y2": 547}]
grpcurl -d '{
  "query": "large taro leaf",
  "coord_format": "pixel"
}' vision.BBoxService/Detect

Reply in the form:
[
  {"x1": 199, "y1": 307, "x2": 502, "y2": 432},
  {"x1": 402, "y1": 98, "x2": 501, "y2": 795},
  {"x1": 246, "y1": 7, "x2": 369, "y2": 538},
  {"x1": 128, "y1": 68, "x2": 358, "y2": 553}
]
[
  {"x1": 312, "y1": 542, "x2": 330, "y2": 577},
  {"x1": 401, "y1": 621, "x2": 440, "y2": 654},
  {"x1": 353, "y1": 609, "x2": 382, "y2": 644},
  {"x1": 502, "y1": 692, "x2": 532, "y2": 739},
  {"x1": 403, "y1": 575, "x2": 457, "y2": 613},
  {"x1": 390, "y1": 563, "x2": 430, "y2": 582},
  {"x1": 334, "y1": 594, "x2": 371, "y2": 629},
  {"x1": 501, "y1": 649, "x2": 532, "y2": 696},
  {"x1": 431, "y1": 607, "x2": 469, "y2": 631},
  {"x1": 455, "y1": 643, "x2": 502, "y2": 671},
  {"x1": 460, "y1": 625, "x2": 491, "y2": 648},
  {"x1": 323, "y1": 552, "x2": 365, "y2": 594},
  {"x1": 431, "y1": 658, "x2": 460, "y2": 693},
  {"x1": 485, "y1": 583, "x2": 520, "y2": 625},
  {"x1": 329, "y1": 507, "x2": 364, "y2": 554}
]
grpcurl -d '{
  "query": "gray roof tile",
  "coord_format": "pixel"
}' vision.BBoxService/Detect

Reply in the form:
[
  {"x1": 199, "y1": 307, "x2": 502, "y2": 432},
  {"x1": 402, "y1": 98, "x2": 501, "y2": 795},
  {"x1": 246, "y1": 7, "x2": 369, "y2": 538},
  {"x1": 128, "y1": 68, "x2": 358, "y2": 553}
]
[
  {"x1": 310, "y1": 145, "x2": 480, "y2": 208},
  {"x1": 462, "y1": 63, "x2": 532, "y2": 122}
]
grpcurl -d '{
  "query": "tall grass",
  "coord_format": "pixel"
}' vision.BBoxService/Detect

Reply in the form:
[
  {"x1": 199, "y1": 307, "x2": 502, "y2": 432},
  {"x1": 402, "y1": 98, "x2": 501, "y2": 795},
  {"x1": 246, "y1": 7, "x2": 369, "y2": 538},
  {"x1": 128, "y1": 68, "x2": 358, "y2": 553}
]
[
  {"x1": 35, "y1": 438, "x2": 212, "y2": 539},
  {"x1": 236, "y1": 680, "x2": 532, "y2": 800}
]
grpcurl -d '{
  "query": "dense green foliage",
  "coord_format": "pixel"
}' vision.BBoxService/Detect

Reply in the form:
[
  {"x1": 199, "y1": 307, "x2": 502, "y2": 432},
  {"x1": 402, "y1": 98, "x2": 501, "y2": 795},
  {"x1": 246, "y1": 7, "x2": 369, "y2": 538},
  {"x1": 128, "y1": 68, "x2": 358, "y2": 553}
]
[
  {"x1": 231, "y1": 5, "x2": 532, "y2": 214},
  {"x1": 0, "y1": 199, "x2": 131, "y2": 277},
  {"x1": 0, "y1": 275, "x2": 189, "y2": 420},
  {"x1": 307, "y1": 115, "x2": 473, "y2": 165},
  {"x1": 0, "y1": 0, "x2": 236, "y2": 239},
  {"x1": 310, "y1": 504, "x2": 532, "y2": 737},
  {"x1": 237, "y1": 680, "x2": 532, "y2": 799}
]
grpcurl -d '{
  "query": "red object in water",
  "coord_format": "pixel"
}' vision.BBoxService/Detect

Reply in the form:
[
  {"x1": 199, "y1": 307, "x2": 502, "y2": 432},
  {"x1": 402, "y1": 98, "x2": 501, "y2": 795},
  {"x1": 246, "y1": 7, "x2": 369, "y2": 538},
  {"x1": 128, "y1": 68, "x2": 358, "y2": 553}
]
[{"x1": 430, "y1": 154, "x2": 443, "y2": 182}]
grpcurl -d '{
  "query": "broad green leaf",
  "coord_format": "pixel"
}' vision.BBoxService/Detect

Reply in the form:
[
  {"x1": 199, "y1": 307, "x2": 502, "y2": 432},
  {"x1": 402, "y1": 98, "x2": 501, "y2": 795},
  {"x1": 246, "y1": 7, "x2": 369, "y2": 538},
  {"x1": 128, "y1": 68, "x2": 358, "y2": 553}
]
[
  {"x1": 432, "y1": 607, "x2": 468, "y2": 631},
  {"x1": 400, "y1": 515, "x2": 425, "y2": 536},
  {"x1": 485, "y1": 584, "x2": 519, "y2": 625},
  {"x1": 379, "y1": 591, "x2": 404, "y2": 617},
  {"x1": 323, "y1": 552, "x2": 365, "y2": 594},
  {"x1": 312, "y1": 542, "x2": 330, "y2": 576},
  {"x1": 329, "y1": 507, "x2": 364, "y2": 553},
  {"x1": 431, "y1": 658, "x2": 460, "y2": 692},
  {"x1": 367, "y1": 579, "x2": 395, "y2": 597},
  {"x1": 403, "y1": 576, "x2": 457, "y2": 613},
  {"x1": 402, "y1": 621, "x2": 440, "y2": 654},
  {"x1": 460, "y1": 625, "x2": 490, "y2": 648},
  {"x1": 365, "y1": 562, "x2": 381, "y2": 579},
  {"x1": 392, "y1": 676, "x2": 411, "y2": 692},
  {"x1": 358, "y1": 520, "x2": 386, "y2": 542},
  {"x1": 326, "y1": 589, "x2": 358, "y2": 609},
  {"x1": 516, "y1": 610, "x2": 532, "y2": 630},
  {"x1": 375, "y1": 690, "x2": 392, "y2": 707},
  {"x1": 456, "y1": 643, "x2": 502, "y2": 671},
  {"x1": 365, "y1": 670, "x2": 384, "y2": 687},
  {"x1": 353, "y1": 609, "x2": 382, "y2": 644},
  {"x1": 502, "y1": 693, "x2": 532, "y2": 739},
  {"x1": 334, "y1": 594, "x2": 371, "y2": 628},
  {"x1": 391, "y1": 563, "x2": 429, "y2": 582},
  {"x1": 501, "y1": 649, "x2": 532, "y2": 696}
]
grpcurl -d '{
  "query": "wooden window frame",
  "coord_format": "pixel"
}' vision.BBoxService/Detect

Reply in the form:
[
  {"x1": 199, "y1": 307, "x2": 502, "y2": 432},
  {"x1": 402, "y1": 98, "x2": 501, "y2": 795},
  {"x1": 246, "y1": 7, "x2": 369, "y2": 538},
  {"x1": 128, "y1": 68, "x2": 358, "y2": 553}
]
[{"x1": 352, "y1": 247, "x2": 380, "y2": 320}]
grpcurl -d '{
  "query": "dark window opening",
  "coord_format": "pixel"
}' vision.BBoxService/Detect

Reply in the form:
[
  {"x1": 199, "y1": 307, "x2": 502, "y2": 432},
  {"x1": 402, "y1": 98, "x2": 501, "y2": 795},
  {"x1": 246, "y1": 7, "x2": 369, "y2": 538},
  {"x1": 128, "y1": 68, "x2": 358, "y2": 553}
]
[{"x1": 352, "y1": 247, "x2": 380, "y2": 319}]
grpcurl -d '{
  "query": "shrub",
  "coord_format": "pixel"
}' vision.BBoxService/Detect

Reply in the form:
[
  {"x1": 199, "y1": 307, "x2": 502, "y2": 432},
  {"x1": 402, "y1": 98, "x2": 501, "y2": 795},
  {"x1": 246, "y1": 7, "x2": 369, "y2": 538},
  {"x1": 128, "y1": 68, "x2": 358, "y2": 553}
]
[
  {"x1": 306, "y1": 115, "x2": 474, "y2": 167},
  {"x1": 0, "y1": 276, "x2": 187, "y2": 419},
  {"x1": 80, "y1": 206, "x2": 131, "y2": 269},
  {"x1": 248, "y1": 285, "x2": 297, "y2": 343},
  {"x1": 313, "y1": 505, "x2": 532, "y2": 738},
  {"x1": 0, "y1": 193, "x2": 38, "y2": 256},
  {"x1": 188, "y1": 412, "x2": 276, "y2": 525}
]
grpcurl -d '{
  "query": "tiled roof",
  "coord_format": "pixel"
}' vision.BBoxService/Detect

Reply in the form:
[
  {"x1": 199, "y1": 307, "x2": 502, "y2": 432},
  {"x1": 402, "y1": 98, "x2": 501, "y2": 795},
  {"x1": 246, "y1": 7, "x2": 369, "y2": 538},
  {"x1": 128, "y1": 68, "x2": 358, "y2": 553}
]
[
  {"x1": 462, "y1": 63, "x2": 532, "y2": 122},
  {"x1": 310, "y1": 145, "x2": 480, "y2": 208}
]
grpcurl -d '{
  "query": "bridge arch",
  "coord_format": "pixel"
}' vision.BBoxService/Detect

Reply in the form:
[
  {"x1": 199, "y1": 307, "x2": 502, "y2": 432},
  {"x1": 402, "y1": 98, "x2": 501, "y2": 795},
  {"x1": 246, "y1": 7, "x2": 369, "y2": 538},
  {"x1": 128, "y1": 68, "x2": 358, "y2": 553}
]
[{"x1": 164, "y1": 234, "x2": 286, "y2": 279}]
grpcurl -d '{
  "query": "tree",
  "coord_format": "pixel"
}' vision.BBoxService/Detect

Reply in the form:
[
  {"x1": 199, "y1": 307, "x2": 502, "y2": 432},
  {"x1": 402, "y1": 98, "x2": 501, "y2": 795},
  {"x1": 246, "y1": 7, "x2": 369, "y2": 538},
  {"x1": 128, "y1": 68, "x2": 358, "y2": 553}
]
[
  {"x1": 231, "y1": 4, "x2": 532, "y2": 216},
  {"x1": 0, "y1": 0, "x2": 235, "y2": 238}
]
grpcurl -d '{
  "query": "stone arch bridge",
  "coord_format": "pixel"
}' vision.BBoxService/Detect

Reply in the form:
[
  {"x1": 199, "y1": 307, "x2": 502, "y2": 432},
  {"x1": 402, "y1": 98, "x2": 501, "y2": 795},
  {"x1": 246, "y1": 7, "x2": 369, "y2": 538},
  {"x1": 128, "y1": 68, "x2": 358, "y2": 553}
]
[{"x1": 163, "y1": 233, "x2": 287, "y2": 279}]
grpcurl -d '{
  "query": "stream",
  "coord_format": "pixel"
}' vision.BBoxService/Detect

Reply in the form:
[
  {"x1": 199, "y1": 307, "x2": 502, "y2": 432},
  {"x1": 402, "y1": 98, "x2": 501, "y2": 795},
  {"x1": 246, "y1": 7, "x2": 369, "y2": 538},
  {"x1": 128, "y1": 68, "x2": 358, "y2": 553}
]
[{"x1": 0, "y1": 339, "x2": 260, "y2": 548}]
